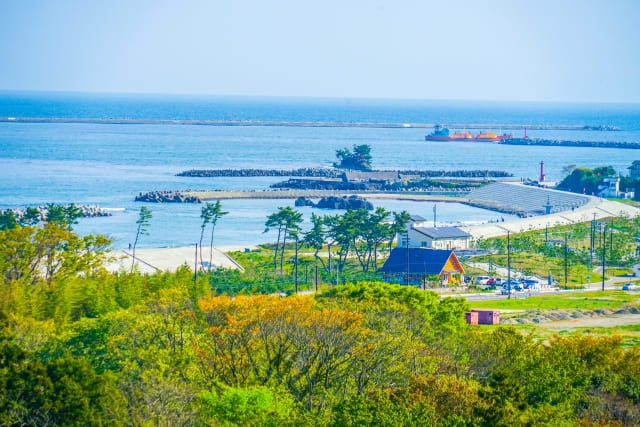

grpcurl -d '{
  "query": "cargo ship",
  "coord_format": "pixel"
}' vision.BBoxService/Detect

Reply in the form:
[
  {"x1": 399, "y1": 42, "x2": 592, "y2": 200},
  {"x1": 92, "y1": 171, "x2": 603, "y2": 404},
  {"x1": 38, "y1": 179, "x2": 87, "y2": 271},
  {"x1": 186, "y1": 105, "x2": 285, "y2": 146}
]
[{"x1": 425, "y1": 125, "x2": 512, "y2": 142}]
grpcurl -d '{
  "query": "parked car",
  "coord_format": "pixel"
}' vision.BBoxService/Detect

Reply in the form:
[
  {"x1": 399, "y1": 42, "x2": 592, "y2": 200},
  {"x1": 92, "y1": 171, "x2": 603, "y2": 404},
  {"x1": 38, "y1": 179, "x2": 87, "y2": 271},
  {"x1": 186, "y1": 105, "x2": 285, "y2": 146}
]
[
  {"x1": 622, "y1": 283, "x2": 640, "y2": 291},
  {"x1": 503, "y1": 279, "x2": 521, "y2": 290},
  {"x1": 500, "y1": 287, "x2": 515, "y2": 295},
  {"x1": 486, "y1": 278, "x2": 496, "y2": 286},
  {"x1": 476, "y1": 276, "x2": 490, "y2": 286}
]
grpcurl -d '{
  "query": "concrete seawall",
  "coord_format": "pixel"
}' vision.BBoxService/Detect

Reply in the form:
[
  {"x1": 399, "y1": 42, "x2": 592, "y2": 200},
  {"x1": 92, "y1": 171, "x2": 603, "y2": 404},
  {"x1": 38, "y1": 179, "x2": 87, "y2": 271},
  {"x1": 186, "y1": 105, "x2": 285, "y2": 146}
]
[{"x1": 0, "y1": 116, "x2": 619, "y2": 131}]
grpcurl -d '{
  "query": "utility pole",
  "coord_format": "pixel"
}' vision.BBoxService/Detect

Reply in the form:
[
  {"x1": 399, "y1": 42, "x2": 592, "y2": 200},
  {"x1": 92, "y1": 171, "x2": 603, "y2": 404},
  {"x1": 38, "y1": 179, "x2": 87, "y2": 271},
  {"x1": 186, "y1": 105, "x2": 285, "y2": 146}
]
[
  {"x1": 193, "y1": 243, "x2": 198, "y2": 300},
  {"x1": 588, "y1": 213, "x2": 595, "y2": 286},
  {"x1": 601, "y1": 222, "x2": 606, "y2": 291},
  {"x1": 295, "y1": 237, "x2": 299, "y2": 294},
  {"x1": 423, "y1": 262, "x2": 427, "y2": 290},
  {"x1": 433, "y1": 204, "x2": 437, "y2": 228},
  {"x1": 507, "y1": 230, "x2": 511, "y2": 299},
  {"x1": 406, "y1": 231, "x2": 410, "y2": 285},
  {"x1": 564, "y1": 232, "x2": 568, "y2": 289}
]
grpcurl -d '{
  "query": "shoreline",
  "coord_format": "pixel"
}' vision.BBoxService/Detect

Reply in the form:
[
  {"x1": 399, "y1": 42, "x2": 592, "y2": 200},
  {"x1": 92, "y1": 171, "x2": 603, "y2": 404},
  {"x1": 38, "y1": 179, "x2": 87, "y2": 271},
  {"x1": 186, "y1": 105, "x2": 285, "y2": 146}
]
[{"x1": 112, "y1": 196, "x2": 640, "y2": 273}]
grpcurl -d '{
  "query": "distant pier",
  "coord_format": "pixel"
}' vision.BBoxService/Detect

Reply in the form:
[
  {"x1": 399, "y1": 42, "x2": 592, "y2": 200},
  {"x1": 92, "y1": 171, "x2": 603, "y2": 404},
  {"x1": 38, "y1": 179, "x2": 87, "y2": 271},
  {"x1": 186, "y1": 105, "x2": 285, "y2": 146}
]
[{"x1": 0, "y1": 116, "x2": 620, "y2": 131}]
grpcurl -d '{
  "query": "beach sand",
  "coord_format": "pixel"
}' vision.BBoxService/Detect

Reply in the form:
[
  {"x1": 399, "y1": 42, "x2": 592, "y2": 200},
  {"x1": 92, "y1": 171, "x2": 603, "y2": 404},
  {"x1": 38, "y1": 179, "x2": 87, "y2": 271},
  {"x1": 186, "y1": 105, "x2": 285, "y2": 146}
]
[{"x1": 106, "y1": 245, "x2": 253, "y2": 273}]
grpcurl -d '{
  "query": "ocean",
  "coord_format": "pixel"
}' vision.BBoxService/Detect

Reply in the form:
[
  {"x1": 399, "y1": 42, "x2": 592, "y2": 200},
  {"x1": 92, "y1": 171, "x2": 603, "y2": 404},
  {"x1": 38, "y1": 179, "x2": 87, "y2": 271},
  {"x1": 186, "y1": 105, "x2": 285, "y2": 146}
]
[{"x1": 1, "y1": 91, "x2": 639, "y2": 249}]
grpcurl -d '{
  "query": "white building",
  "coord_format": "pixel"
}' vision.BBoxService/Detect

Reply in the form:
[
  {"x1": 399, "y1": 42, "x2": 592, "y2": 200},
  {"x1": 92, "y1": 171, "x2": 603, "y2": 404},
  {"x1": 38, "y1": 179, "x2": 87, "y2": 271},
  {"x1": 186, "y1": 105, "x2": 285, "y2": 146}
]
[
  {"x1": 398, "y1": 216, "x2": 472, "y2": 250},
  {"x1": 598, "y1": 177, "x2": 620, "y2": 198}
]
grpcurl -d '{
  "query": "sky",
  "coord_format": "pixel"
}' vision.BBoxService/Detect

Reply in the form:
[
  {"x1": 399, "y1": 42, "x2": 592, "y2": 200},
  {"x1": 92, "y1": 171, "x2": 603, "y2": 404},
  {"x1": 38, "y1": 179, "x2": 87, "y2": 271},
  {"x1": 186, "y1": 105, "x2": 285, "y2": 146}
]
[{"x1": 1, "y1": 0, "x2": 639, "y2": 103}]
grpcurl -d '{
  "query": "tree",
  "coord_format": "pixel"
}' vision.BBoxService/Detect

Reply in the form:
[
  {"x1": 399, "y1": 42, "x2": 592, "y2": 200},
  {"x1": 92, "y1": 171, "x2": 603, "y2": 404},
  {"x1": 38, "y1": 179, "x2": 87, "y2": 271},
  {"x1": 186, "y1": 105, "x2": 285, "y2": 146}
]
[
  {"x1": 20, "y1": 207, "x2": 41, "y2": 226},
  {"x1": 132, "y1": 206, "x2": 152, "y2": 270},
  {"x1": 46, "y1": 203, "x2": 82, "y2": 230},
  {"x1": 265, "y1": 211, "x2": 285, "y2": 271},
  {"x1": 557, "y1": 166, "x2": 616, "y2": 195},
  {"x1": 303, "y1": 213, "x2": 327, "y2": 270},
  {"x1": 265, "y1": 207, "x2": 303, "y2": 272},
  {"x1": 0, "y1": 210, "x2": 18, "y2": 231},
  {"x1": 334, "y1": 144, "x2": 373, "y2": 171},
  {"x1": 199, "y1": 204, "x2": 214, "y2": 269},
  {"x1": 207, "y1": 201, "x2": 228, "y2": 272}
]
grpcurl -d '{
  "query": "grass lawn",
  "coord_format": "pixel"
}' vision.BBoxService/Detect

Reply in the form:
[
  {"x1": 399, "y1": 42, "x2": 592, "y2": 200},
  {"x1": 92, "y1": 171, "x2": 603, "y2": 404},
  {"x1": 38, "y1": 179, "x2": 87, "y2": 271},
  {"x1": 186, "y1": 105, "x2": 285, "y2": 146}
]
[{"x1": 468, "y1": 291, "x2": 640, "y2": 311}]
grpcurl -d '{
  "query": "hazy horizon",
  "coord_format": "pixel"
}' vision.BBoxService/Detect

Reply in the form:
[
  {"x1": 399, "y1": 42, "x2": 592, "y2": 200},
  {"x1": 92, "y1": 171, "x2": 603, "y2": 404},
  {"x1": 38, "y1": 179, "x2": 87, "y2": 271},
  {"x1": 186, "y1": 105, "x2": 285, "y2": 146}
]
[{"x1": 2, "y1": 1, "x2": 640, "y2": 103}]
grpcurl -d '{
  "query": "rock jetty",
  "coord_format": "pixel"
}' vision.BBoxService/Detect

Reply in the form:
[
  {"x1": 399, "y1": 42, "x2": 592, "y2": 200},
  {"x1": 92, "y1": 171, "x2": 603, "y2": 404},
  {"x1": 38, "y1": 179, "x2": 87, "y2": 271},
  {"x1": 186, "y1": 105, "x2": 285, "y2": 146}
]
[
  {"x1": 500, "y1": 138, "x2": 640, "y2": 149},
  {"x1": 135, "y1": 191, "x2": 202, "y2": 203},
  {"x1": 177, "y1": 168, "x2": 512, "y2": 179},
  {"x1": 177, "y1": 168, "x2": 342, "y2": 178},
  {"x1": 2, "y1": 204, "x2": 112, "y2": 222},
  {"x1": 295, "y1": 195, "x2": 374, "y2": 210}
]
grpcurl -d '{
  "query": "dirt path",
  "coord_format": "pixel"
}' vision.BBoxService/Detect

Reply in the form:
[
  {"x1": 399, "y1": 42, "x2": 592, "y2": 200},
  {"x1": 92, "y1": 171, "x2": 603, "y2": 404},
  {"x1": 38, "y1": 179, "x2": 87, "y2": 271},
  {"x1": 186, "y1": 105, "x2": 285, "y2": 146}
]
[
  {"x1": 544, "y1": 313, "x2": 640, "y2": 329},
  {"x1": 501, "y1": 305, "x2": 640, "y2": 329}
]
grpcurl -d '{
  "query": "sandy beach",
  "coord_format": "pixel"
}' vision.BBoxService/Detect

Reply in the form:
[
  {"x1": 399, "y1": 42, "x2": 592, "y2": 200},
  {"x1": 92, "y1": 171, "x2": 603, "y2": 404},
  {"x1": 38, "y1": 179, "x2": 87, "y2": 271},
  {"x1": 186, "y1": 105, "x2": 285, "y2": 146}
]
[
  {"x1": 106, "y1": 245, "x2": 255, "y2": 274},
  {"x1": 104, "y1": 193, "x2": 640, "y2": 274}
]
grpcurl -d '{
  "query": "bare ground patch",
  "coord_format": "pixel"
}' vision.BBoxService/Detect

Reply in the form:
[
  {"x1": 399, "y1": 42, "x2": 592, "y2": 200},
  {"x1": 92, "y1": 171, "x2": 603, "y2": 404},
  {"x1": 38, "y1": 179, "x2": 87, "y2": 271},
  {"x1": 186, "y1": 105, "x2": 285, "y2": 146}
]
[{"x1": 500, "y1": 305, "x2": 640, "y2": 329}]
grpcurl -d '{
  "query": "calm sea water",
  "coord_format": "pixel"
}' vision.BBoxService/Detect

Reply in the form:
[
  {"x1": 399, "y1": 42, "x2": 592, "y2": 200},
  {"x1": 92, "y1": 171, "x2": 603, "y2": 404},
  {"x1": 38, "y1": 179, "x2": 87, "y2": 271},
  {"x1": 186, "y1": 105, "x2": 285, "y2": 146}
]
[{"x1": 1, "y1": 92, "x2": 639, "y2": 248}]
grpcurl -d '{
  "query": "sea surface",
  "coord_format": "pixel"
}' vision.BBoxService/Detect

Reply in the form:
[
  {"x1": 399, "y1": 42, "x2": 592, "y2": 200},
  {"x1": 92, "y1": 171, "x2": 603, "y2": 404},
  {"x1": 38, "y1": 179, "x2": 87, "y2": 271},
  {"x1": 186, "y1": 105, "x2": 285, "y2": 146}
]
[{"x1": 1, "y1": 91, "x2": 639, "y2": 249}]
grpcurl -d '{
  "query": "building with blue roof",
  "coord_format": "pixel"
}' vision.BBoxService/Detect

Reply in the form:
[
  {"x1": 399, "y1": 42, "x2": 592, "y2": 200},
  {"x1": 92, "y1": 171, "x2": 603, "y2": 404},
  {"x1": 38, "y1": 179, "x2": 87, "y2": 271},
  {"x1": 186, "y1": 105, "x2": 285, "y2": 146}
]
[{"x1": 378, "y1": 247, "x2": 465, "y2": 286}]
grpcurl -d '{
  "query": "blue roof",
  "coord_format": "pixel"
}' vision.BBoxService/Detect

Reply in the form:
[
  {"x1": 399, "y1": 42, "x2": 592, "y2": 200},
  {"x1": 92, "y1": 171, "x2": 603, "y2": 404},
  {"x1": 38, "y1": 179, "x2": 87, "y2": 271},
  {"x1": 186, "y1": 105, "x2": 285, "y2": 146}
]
[{"x1": 378, "y1": 248, "x2": 458, "y2": 275}]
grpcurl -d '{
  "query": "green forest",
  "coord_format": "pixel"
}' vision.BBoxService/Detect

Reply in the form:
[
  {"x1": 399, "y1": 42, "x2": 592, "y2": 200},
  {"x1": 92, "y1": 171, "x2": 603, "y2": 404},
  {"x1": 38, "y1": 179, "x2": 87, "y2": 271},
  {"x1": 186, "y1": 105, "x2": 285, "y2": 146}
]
[{"x1": 1, "y1": 216, "x2": 640, "y2": 425}]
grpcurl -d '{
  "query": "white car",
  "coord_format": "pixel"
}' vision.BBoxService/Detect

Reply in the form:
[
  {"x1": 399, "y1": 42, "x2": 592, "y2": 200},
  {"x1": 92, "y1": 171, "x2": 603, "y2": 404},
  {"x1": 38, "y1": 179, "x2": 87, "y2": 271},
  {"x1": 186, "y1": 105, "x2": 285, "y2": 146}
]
[{"x1": 476, "y1": 276, "x2": 490, "y2": 286}]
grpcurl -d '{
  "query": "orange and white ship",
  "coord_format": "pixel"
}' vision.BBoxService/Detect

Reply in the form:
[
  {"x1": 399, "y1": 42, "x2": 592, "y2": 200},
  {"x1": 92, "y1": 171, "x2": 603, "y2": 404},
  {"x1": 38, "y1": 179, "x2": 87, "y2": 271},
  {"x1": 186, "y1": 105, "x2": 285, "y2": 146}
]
[{"x1": 425, "y1": 125, "x2": 512, "y2": 142}]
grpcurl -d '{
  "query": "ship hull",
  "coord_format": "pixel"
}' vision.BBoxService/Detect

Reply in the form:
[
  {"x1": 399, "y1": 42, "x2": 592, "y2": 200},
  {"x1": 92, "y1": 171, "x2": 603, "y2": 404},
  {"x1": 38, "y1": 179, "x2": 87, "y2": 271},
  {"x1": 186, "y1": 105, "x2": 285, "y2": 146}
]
[{"x1": 425, "y1": 135, "x2": 512, "y2": 142}]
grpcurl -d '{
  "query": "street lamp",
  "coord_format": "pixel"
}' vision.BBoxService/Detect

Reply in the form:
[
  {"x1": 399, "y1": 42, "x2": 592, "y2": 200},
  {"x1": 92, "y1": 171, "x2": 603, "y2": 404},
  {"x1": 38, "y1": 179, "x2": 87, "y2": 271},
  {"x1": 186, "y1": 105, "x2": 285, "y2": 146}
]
[
  {"x1": 601, "y1": 222, "x2": 606, "y2": 291},
  {"x1": 507, "y1": 230, "x2": 511, "y2": 299},
  {"x1": 564, "y1": 232, "x2": 568, "y2": 289}
]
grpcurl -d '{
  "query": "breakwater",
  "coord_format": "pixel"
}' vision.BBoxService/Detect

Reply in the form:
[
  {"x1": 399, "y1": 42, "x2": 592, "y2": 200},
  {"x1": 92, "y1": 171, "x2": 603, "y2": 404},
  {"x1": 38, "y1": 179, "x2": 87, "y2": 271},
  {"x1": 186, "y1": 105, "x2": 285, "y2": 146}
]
[
  {"x1": 295, "y1": 195, "x2": 374, "y2": 210},
  {"x1": 135, "y1": 191, "x2": 201, "y2": 203},
  {"x1": 177, "y1": 168, "x2": 513, "y2": 178},
  {"x1": 1, "y1": 204, "x2": 112, "y2": 221},
  {"x1": 500, "y1": 138, "x2": 640, "y2": 149},
  {"x1": 133, "y1": 189, "x2": 467, "y2": 203},
  {"x1": 0, "y1": 116, "x2": 620, "y2": 131},
  {"x1": 177, "y1": 168, "x2": 342, "y2": 178}
]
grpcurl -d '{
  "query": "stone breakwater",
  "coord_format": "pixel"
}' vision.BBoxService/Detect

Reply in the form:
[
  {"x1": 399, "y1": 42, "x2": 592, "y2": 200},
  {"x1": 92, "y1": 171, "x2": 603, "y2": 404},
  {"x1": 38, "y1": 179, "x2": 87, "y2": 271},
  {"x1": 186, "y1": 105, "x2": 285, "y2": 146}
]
[
  {"x1": 177, "y1": 168, "x2": 513, "y2": 178},
  {"x1": 135, "y1": 191, "x2": 202, "y2": 203},
  {"x1": 177, "y1": 168, "x2": 341, "y2": 178},
  {"x1": 2, "y1": 204, "x2": 112, "y2": 221},
  {"x1": 0, "y1": 117, "x2": 620, "y2": 131},
  {"x1": 270, "y1": 178, "x2": 479, "y2": 192},
  {"x1": 294, "y1": 195, "x2": 374, "y2": 210},
  {"x1": 500, "y1": 138, "x2": 640, "y2": 149}
]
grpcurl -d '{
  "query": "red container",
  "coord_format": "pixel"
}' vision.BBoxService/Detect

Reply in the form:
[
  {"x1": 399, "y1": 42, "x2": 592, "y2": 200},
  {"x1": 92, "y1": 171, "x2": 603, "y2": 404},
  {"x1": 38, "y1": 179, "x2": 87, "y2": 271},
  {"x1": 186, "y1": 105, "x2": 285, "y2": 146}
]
[
  {"x1": 472, "y1": 309, "x2": 500, "y2": 325},
  {"x1": 465, "y1": 311, "x2": 479, "y2": 325}
]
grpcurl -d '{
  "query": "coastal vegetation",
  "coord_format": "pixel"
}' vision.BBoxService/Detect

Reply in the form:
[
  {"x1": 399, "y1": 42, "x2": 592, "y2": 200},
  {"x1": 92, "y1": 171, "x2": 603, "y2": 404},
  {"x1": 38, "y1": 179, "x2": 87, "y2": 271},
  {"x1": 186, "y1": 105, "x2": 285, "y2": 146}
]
[
  {"x1": 557, "y1": 166, "x2": 617, "y2": 194},
  {"x1": 199, "y1": 201, "x2": 228, "y2": 271},
  {"x1": 131, "y1": 206, "x2": 152, "y2": 270},
  {"x1": 473, "y1": 215, "x2": 640, "y2": 287},
  {"x1": 334, "y1": 144, "x2": 372, "y2": 170},
  {"x1": 0, "y1": 210, "x2": 639, "y2": 425}
]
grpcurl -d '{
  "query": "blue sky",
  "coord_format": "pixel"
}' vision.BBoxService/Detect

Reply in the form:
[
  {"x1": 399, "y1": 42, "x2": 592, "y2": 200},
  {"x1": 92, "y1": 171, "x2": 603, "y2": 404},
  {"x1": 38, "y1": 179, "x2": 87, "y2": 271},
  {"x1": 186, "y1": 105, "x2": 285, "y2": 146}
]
[{"x1": 1, "y1": 0, "x2": 639, "y2": 102}]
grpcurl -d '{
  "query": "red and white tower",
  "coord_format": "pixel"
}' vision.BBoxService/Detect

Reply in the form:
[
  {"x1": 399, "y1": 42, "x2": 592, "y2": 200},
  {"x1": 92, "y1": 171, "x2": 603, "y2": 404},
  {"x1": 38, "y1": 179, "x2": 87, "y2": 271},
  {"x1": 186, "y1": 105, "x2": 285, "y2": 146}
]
[{"x1": 540, "y1": 161, "x2": 546, "y2": 182}]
